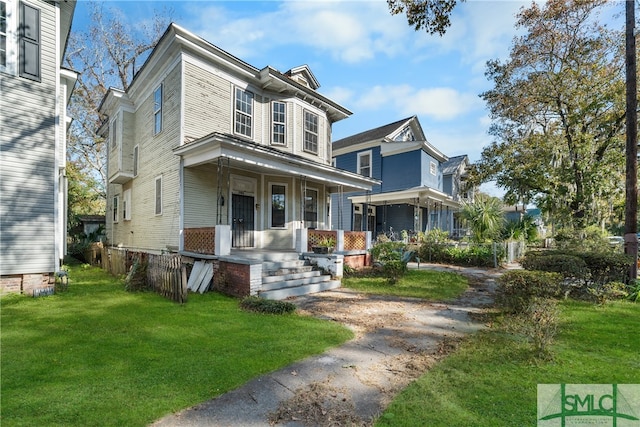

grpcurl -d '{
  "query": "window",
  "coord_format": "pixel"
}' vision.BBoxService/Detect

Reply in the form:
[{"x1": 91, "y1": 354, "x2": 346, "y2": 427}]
[
  {"x1": 123, "y1": 189, "x2": 132, "y2": 220},
  {"x1": 272, "y1": 101, "x2": 286, "y2": 145},
  {"x1": 110, "y1": 117, "x2": 118, "y2": 150},
  {"x1": 153, "y1": 84, "x2": 162, "y2": 135},
  {"x1": 303, "y1": 110, "x2": 318, "y2": 153},
  {"x1": 154, "y1": 176, "x2": 162, "y2": 215},
  {"x1": 357, "y1": 151, "x2": 372, "y2": 177},
  {"x1": 234, "y1": 87, "x2": 253, "y2": 137},
  {"x1": 304, "y1": 188, "x2": 318, "y2": 229},
  {"x1": 271, "y1": 184, "x2": 286, "y2": 228},
  {"x1": 430, "y1": 161, "x2": 437, "y2": 175},
  {"x1": 112, "y1": 196, "x2": 119, "y2": 223},
  {"x1": 18, "y1": 1, "x2": 39, "y2": 81},
  {"x1": 0, "y1": 0, "x2": 13, "y2": 73},
  {"x1": 133, "y1": 145, "x2": 139, "y2": 177}
]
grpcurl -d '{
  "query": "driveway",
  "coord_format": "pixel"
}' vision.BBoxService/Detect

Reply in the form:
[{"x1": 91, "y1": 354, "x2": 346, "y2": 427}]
[{"x1": 151, "y1": 263, "x2": 505, "y2": 427}]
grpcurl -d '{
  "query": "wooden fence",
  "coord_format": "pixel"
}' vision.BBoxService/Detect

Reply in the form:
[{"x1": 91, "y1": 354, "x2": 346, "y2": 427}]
[{"x1": 101, "y1": 246, "x2": 187, "y2": 303}]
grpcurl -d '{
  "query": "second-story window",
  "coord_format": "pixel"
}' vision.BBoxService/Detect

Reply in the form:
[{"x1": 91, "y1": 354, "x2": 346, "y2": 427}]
[
  {"x1": 303, "y1": 110, "x2": 318, "y2": 154},
  {"x1": 153, "y1": 84, "x2": 163, "y2": 135},
  {"x1": 357, "y1": 151, "x2": 372, "y2": 177},
  {"x1": 18, "y1": 1, "x2": 39, "y2": 81},
  {"x1": 110, "y1": 117, "x2": 118, "y2": 150},
  {"x1": 133, "y1": 145, "x2": 139, "y2": 177},
  {"x1": 430, "y1": 161, "x2": 437, "y2": 176},
  {"x1": 235, "y1": 87, "x2": 253, "y2": 138},
  {"x1": 272, "y1": 101, "x2": 285, "y2": 145}
]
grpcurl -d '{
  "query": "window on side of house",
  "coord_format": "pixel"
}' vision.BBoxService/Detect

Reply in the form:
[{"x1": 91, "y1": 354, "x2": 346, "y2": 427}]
[
  {"x1": 123, "y1": 189, "x2": 131, "y2": 221},
  {"x1": 112, "y1": 195, "x2": 119, "y2": 223},
  {"x1": 430, "y1": 161, "x2": 437, "y2": 176},
  {"x1": 18, "y1": 1, "x2": 39, "y2": 81},
  {"x1": 110, "y1": 117, "x2": 118, "y2": 150},
  {"x1": 357, "y1": 151, "x2": 372, "y2": 177},
  {"x1": 304, "y1": 188, "x2": 318, "y2": 229},
  {"x1": 0, "y1": 0, "x2": 16, "y2": 74},
  {"x1": 153, "y1": 84, "x2": 163, "y2": 135},
  {"x1": 271, "y1": 184, "x2": 286, "y2": 228},
  {"x1": 234, "y1": 87, "x2": 253, "y2": 138},
  {"x1": 303, "y1": 110, "x2": 318, "y2": 154},
  {"x1": 133, "y1": 145, "x2": 139, "y2": 177},
  {"x1": 154, "y1": 176, "x2": 162, "y2": 215},
  {"x1": 272, "y1": 101, "x2": 286, "y2": 145}
]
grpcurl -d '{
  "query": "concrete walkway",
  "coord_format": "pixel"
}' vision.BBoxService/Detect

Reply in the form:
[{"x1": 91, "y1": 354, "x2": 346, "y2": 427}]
[{"x1": 151, "y1": 264, "x2": 507, "y2": 427}]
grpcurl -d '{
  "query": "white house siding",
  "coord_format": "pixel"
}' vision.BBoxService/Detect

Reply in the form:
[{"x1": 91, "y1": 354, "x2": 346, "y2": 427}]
[
  {"x1": 0, "y1": 1, "x2": 59, "y2": 277},
  {"x1": 183, "y1": 164, "x2": 218, "y2": 229}
]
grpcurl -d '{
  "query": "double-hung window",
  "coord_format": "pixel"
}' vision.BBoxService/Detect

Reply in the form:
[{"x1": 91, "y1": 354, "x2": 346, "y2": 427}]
[
  {"x1": 0, "y1": 0, "x2": 15, "y2": 74},
  {"x1": 272, "y1": 101, "x2": 285, "y2": 145},
  {"x1": 112, "y1": 196, "x2": 119, "y2": 223},
  {"x1": 357, "y1": 151, "x2": 372, "y2": 177},
  {"x1": 1, "y1": 0, "x2": 39, "y2": 78},
  {"x1": 110, "y1": 117, "x2": 118, "y2": 150},
  {"x1": 271, "y1": 184, "x2": 286, "y2": 228},
  {"x1": 133, "y1": 145, "x2": 139, "y2": 177},
  {"x1": 18, "y1": 1, "x2": 39, "y2": 81},
  {"x1": 154, "y1": 176, "x2": 162, "y2": 215},
  {"x1": 303, "y1": 110, "x2": 318, "y2": 154},
  {"x1": 235, "y1": 87, "x2": 253, "y2": 138},
  {"x1": 153, "y1": 84, "x2": 163, "y2": 135},
  {"x1": 304, "y1": 188, "x2": 318, "y2": 229},
  {"x1": 123, "y1": 189, "x2": 132, "y2": 221}
]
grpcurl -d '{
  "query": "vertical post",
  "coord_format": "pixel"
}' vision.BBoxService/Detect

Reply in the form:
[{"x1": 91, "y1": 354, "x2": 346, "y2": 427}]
[{"x1": 625, "y1": 0, "x2": 638, "y2": 280}]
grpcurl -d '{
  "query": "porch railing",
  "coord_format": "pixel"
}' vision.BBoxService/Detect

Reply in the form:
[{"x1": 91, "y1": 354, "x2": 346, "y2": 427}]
[
  {"x1": 184, "y1": 227, "x2": 215, "y2": 254},
  {"x1": 344, "y1": 231, "x2": 367, "y2": 251}
]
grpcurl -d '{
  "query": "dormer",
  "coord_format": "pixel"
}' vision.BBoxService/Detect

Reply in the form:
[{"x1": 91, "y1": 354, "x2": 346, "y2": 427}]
[{"x1": 284, "y1": 65, "x2": 320, "y2": 90}]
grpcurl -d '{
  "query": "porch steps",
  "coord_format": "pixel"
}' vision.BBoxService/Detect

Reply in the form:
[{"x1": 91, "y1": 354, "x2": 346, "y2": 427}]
[{"x1": 258, "y1": 258, "x2": 341, "y2": 300}]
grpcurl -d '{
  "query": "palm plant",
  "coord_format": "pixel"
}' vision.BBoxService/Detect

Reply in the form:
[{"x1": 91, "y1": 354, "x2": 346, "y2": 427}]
[{"x1": 460, "y1": 195, "x2": 505, "y2": 243}]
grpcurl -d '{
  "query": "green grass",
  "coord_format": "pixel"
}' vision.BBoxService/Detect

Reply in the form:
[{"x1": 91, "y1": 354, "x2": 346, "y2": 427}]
[
  {"x1": 0, "y1": 263, "x2": 353, "y2": 427},
  {"x1": 342, "y1": 269, "x2": 469, "y2": 300},
  {"x1": 376, "y1": 300, "x2": 640, "y2": 426}
]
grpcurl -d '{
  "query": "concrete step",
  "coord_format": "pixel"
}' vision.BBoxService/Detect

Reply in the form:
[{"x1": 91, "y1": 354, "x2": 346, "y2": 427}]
[
  {"x1": 259, "y1": 279, "x2": 341, "y2": 300},
  {"x1": 263, "y1": 266, "x2": 314, "y2": 277},
  {"x1": 261, "y1": 274, "x2": 331, "y2": 291},
  {"x1": 262, "y1": 259, "x2": 306, "y2": 271},
  {"x1": 262, "y1": 270, "x2": 321, "y2": 284}
]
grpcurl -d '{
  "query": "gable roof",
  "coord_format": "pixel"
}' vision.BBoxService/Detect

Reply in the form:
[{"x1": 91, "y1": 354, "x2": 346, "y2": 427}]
[
  {"x1": 332, "y1": 116, "x2": 414, "y2": 151},
  {"x1": 441, "y1": 155, "x2": 469, "y2": 175}
]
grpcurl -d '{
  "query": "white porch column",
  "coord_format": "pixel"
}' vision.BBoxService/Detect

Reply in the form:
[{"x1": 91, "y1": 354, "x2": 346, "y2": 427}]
[
  {"x1": 336, "y1": 230, "x2": 344, "y2": 251},
  {"x1": 296, "y1": 227, "x2": 308, "y2": 254},
  {"x1": 215, "y1": 225, "x2": 231, "y2": 256}
]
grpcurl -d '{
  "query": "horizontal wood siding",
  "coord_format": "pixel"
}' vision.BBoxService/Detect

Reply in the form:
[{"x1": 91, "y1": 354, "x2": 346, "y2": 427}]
[
  {"x1": 121, "y1": 111, "x2": 135, "y2": 174},
  {"x1": 0, "y1": 1, "x2": 58, "y2": 275},
  {"x1": 420, "y1": 150, "x2": 442, "y2": 191},
  {"x1": 183, "y1": 164, "x2": 218, "y2": 228},
  {"x1": 381, "y1": 150, "x2": 421, "y2": 192}
]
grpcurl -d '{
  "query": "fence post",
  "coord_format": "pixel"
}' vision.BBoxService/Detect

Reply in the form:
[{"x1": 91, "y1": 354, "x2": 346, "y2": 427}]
[{"x1": 493, "y1": 242, "x2": 498, "y2": 268}]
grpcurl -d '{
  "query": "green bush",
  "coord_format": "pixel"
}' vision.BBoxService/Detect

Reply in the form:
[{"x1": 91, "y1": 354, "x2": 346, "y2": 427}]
[
  {"x1": 588, "y1": 282, "x2": 629, "y2": 305},
  {"x1": 521, "y1": 251, "x2": 589, "y2": 281},
  {"x1": 370, "y1": 241, "x2": 414, "y2": 284},
  {"x1": 579, "y1": 252, "x2": 634, "y2": 286},
  {"x1": 505, "y1": 298, "x2": 560, "y2": 359},
  {"x1": 419, "y1": 242, "x2": 502, "y2": 267},
  {"x1": 240, "y1": 296, "x2": 296, "y2": 314},
  {"x1": 382, "y1": 260, "x2": 407, "y2": 284},
  {"x1": 495, "y1": 270, "x2": 563, "y2": 314}
]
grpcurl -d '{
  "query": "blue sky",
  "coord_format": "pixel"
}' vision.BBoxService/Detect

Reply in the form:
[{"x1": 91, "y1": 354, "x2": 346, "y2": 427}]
[{"x1": 71, "y1": 0, "x2": 605, "y2": 196}]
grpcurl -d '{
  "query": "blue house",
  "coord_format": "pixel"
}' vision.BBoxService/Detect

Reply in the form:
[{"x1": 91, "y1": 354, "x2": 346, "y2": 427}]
[{"x1": 331, "y1": 116, "x2": 472, "y2": 238}]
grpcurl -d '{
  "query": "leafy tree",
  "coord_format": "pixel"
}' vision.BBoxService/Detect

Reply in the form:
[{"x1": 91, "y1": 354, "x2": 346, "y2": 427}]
[
  {"x1": 460, "y1": 194, "x2": 505, "y2": 243},
  {"x1": 387, "y1": 0, "x2": 463, "y2": 35},
  {"x1": 64, "y1": 2, "x2": 172, "y2": 211},
  {"x1": 474, "y1": 0, "x2": 627, "y2": 230}
]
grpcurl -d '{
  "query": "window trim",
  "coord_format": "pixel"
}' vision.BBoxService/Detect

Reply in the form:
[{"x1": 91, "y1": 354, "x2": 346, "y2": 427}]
[
  {"x1": 133, "y1": 144, "x2": 139, "y2": 177},
  {"x1": 303, "y1": 110, "x2": 319, "y2": 154},
  {"x1": 234, "y1": 87, "x2": 253, "y2": 138},
  {"x1": 304, "y1": 187, "x2": 319, "y2": 229},
  {"x1": 270, "y1": 182, "x2": 287, "y2": 229},
  {"x1": 271, "y1": 101, "x2": 286, "y2": 145},
  {"x1": 112, "y1": 195, "x2": 119, "y2": 223},
  {"x1": 110, "y1": 117, "x2": 118, "y2": 151},
  {"x1": 18, "y1": 1, "x2": 40, "y2": 81},
  {"x1": 430, "y1": 161, "x2": 437, "y2": 176},
  {"x1": 0, "y1": 0, "x2": 17, "y2": 75},
  {"x1": 123, "y1": 188, "x2": 132, "y2": 221},
  {"x1": 357, "y1": 150, "x2": 372, "y2": 178},
  {"x1": 153, "y1": 84, "x2": 163, "y2": 135},
  {"x1": 154, "y1": 175, "x2": 162, "y2": 216}
]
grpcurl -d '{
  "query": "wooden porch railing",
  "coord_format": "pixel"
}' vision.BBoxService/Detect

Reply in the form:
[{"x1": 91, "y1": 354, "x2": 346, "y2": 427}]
[
  {"x1": 344, "y1": 231, "x2": 367, "y2": 251},
  {"x1": 184, "y1": 227, "x2": 215, "y2": 254},
  {"x1": 307, "y1": 230, "x2": 337, "y2": 252}
]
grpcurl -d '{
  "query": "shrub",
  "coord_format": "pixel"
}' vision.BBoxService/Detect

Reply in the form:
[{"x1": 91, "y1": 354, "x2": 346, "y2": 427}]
[
  {"x1": 506, "y1": 298, "x2": 559, "y2": 359},
  {"x1": 521, "y1": 251, "x2": 589, "y2": 281},
  {"x1": 370, "y1": 241, "x2": 414, "y2": 284},
  {"x1": 382, "y1": 259, "x2": 407, "y2": 284},
  {"x1": 419, "y1": 242, "x2": 503, "y2": 267},
  {"x1": 587, "y1": 282, "x2": 629, "y2": 305},
  {"x1": 495, "y1": 270, "x2": 562, "y2": 314},
  {"x1": 124, "y1": 257, "x2": 150, "y2": 292},
  {"x1": 579, "y1": 252, "x2": 634, "y2": 286},
  {"x1": 240, "y1": 296, "x2": 296, "y2": 314}
]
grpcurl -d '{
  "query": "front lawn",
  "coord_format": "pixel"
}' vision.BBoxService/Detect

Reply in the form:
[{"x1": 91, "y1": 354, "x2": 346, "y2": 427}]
[
  {"x1": 342, "y1": 269, "x2": 469, "y2": 300},
  {"x1": 376, "y1": 300, "x2": 640, "y2": 426},
  {"x1": 0, "y1": 263, "x2": 353, "y2": 427}
]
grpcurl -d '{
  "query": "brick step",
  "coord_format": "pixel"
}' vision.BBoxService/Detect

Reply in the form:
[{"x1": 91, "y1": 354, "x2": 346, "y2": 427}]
[
  {"x1": 259, "y1": 279, "x2": 341, "y2": 300},
  {"x1": 262, "y1": 270, "x2": 321, "y2": 284}
]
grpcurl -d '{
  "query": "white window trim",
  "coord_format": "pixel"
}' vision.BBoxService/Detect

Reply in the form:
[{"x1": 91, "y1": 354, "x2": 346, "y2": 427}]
[
  {"x1": 154, "y1": 175, "x2": 162, "y2": 216},
  {"x1": 110, "y1": 117, "x2": 118, "y2": 151},
  {"x1": 271, "y1": 101, "x2": 286, "y2": 145},
  {"x1": 304, "y1": 186, "x2": 319, "y2": 229},
  {"x1": 133, "y1": 144, "x2": 139, "y2": 177},
  {"x1": 357, "y1": 150, "x2": 372, "y2": 177},
  {"x1": 123, "y1": 189, "x2": 132, "y2": 221},
  {"x1": 234, "y1": 87, "x2": 253, "y2": 138},
  {"x1": 112, "y1": 195, "x2": 120, "y2": 223},
  {"x1": 269, "y1": 182, "x2": 288, "y2": 229},
  {"x1": 303, "y1": 109, "x2": 319, "y2": 154},
  {"x1": 153, "y1": 84, "x2": 163, "y2": 135},
  {"x1": 430, "y1": 161, "x2": 437, "y2": 176},
  {"x1": 0, "y1": 0, "x2": 17, "y2": 75}
]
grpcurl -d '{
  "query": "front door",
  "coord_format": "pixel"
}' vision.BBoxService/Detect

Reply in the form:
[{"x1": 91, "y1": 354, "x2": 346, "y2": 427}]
[{"x1": 232, "y1": 194, "x2": 255, "y2": 248}]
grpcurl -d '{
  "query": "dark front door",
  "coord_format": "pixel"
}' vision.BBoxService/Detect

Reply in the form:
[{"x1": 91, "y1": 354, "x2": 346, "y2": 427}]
[{"x1": 232, "y1": 194, "x2": 254, "y2": 248}]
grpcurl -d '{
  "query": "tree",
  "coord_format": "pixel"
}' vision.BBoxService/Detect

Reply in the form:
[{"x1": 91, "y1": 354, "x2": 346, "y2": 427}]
[
  {"x1": 387, "y1": 0, "x2": 462, "y2": 35},
  {"x1": 64, "y1": 2, "x2": 172, "y2": 212},
  {"x1": 474, "y1": 0, "x2": 628, "y2": 231},
  {"x1": 460, "y1": 194, "x2": 505, "y2": 243}
]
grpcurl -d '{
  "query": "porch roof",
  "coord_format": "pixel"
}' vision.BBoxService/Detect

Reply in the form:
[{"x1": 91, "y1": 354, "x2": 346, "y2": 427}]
[
  {"x1": 173, "y1": 132, "x2": 380, "y2": 193},
  {"x1": 349, "y1": 185, "x2": 461, "y2": 209}
]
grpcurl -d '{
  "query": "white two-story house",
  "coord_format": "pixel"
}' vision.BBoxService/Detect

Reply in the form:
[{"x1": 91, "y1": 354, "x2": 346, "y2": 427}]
[{"x1": 100, "y1": 24, "x2": 377, "y2": 259}]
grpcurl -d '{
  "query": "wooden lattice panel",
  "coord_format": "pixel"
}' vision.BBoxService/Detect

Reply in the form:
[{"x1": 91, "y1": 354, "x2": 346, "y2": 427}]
[
  {"x1": 184, "y1": 227, "x2": 215, "y2": 254},
  {"x1": 344, "y1": 231, "x2": 366, "y2": 251},
  {"x1": 307, "y1": 230, "x2": 337, "y2": 252}
]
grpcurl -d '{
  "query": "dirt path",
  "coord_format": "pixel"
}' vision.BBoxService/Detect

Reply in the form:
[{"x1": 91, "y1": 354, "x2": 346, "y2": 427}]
[{"x1": 151, "y1": 264, "x2": 503, "y2": 427}]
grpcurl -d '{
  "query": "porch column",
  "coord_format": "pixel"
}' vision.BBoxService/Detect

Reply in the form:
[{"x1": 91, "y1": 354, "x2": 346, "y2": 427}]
[
  {"x1": 296, "y1": 227, "x2": 308, "y2": 254},
  {"x1": 336, "y1": 230, "x2": 344, "y2": 251},
  {"x1": 215, "y1": 225, "x2": 231, "y2": 256}
]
